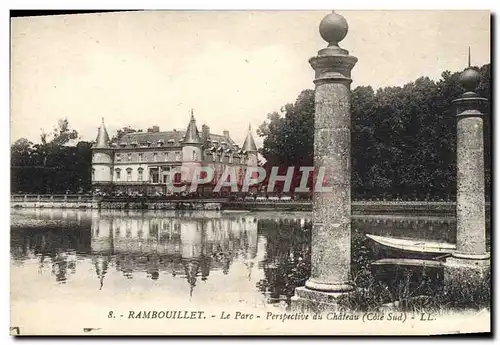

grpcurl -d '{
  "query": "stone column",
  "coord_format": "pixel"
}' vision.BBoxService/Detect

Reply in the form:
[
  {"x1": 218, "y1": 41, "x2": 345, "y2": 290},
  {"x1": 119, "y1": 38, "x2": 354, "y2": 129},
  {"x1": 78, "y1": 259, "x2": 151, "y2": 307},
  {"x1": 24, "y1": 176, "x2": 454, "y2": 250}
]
[
  {"x1": 445, "y1": 61, "x2": 490, "y2": 291},
  {"x1": 450, "y1": 65, "x2": 489, "y2": 261},
  {"x1": 293, "y1": 11, "x2": 357, "y2": 311}
]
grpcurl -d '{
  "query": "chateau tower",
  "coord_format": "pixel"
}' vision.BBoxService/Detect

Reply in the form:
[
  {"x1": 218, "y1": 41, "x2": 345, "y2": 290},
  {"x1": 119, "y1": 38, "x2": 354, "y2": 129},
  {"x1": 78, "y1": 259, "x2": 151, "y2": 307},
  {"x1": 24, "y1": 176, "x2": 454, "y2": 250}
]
[
  {"x1": 91, "y1": 118, "x2": 113, "y2": 186},
  {"x1": 181, "y1": 110, "x2": 203, "y2": 187},
  {"x1": 242, "y1": 124, "x2": 258, "y2": 166}
]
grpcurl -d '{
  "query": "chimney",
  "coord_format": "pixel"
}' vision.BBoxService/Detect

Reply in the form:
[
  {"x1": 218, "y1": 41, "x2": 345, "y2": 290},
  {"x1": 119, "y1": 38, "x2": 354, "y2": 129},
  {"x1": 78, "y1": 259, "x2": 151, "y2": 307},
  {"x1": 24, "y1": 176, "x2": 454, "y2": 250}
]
[
  {"x1": 202, "y1": 124, "x2": 210, "y2": 144},
  {"x1": 223, "y1": 130, "x2": 230, "y2": 140},
  {"x1": 148, "y1": 125, "x2": 160, "y2": 133}
]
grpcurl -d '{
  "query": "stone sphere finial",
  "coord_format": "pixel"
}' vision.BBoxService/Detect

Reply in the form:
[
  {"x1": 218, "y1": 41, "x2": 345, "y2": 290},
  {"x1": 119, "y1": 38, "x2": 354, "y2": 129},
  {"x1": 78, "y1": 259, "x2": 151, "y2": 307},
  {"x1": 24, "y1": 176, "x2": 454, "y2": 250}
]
[
  {"x1": 319, "y1": 11, "x2": 349, "y2": 47},
  {"x1": 459, "y1": 67, "x2": 481, "y2": 92}
]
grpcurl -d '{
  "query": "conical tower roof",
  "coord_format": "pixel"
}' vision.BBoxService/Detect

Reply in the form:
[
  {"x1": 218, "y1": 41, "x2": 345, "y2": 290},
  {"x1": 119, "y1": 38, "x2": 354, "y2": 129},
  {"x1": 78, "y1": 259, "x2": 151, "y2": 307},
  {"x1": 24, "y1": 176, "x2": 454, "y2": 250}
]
[
  {"x1": 242, "y1": 123, "x2": 257, "y2": 152},
  {"x1": 183, "y1": 110, "x2": 201, "y2": 144},
  {"x1": 94, "y1": 118, "x2": 110, "y2": 149}
]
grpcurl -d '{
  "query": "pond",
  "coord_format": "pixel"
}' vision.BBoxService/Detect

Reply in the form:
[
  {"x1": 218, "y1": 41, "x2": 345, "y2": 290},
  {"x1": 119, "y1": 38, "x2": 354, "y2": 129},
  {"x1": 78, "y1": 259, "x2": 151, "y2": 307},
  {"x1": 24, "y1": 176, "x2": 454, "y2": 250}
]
[{"x1": 10, "y1": 208, "x2": 490, "y2": 333}]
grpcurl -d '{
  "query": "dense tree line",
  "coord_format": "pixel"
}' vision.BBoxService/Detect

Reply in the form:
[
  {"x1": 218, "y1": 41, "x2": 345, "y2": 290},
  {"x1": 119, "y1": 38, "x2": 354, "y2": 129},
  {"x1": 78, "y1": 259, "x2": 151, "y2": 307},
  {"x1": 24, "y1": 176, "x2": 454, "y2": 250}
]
[
  {"x1": 257, "y1": 64, "x2": 491, "y2": 200},
  {"x1": 11, "y1": 119, "x2": 92, "y2": 194}
]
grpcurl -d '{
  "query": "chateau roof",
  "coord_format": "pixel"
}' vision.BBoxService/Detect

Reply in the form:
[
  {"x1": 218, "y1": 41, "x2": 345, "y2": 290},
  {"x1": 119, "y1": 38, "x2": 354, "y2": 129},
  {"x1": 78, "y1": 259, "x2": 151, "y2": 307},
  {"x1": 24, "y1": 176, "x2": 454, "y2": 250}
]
[
  {"x1": 183, "y1": 111, "x2": 201, "y2": 144},
  {"x1": 242, "y1": 125, "x2": 257, "y2": 152},
  {"x1": 119, "y1": 131, "x2": 239, "y2": 151},
  {"x1": 94, "y1": 118, "x2": 110, "y2": 149}
]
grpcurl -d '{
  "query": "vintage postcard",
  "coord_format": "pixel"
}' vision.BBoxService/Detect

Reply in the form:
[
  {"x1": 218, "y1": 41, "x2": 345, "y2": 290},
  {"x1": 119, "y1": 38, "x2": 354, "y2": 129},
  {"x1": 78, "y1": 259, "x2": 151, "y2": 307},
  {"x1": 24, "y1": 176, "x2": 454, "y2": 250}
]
[{"x1": 10, "y1": 9, "x2": 491, "y2": 336}]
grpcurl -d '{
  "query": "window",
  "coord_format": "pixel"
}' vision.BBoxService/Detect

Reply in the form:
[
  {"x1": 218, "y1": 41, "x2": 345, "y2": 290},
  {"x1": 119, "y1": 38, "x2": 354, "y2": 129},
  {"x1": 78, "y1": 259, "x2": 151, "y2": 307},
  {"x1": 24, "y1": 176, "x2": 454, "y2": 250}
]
[
  {"x1": 174, "y1": 172, "x2": 181, "y2": 183},
  {"x1": 116, "y1": 153, "x2": 121, "y2": 162},
  {"x1": 153, "y1": 152, "x2": 158, "y2": 162},
  {"x1": 161, "y1": 167, "x2": 170, "y2": 184},
  {"x1": 229, "y1": 154, "x2": 233, "y2": 163},
  {"x1": 126, "y1": 168, "x2": 132, "y2": 182},
  {"x1": 175, "y1": 152, "x2": 181, "y2": 161},
  {"x1": 128, "y1": 153, "x2": 132, "y2": 161},
  {"x1": 138, "y1": 168, "x2": 144, "y2": 182},
  {"x1": 138, "y1": 153, "x2": 143, "y2": 162},
  {"x1": 115, "y1": 168, "x2": 121, "y2": 181},
  {"x1": 151, "y1": 168, "x2": 159, "y2": 184}
]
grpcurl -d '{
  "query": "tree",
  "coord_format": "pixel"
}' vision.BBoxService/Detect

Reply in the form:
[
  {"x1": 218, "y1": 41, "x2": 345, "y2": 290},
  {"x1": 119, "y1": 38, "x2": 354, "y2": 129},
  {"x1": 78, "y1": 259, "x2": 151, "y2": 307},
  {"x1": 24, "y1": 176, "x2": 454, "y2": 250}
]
[
  {"x1": 11, "y1": 138, "x2": 33, "y2": 166},
  {"x1": 110, "y1": 126, "x2": 143, "y2": 143},
  {"x1": 258, "y1": 64, "x2": 491, "y2": 201},
  {"x1": 40, "y1": 118, "x2": 79, "y2": 146},
  {"x1": 11, "y1": 119, "x2": 91, "y2": 194}
]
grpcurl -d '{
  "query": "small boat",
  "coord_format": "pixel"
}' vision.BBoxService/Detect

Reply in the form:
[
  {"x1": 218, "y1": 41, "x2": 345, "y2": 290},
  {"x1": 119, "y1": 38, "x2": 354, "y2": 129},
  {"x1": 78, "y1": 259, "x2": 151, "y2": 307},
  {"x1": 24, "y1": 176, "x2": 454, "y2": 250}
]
[
  {"x1": 371, "y1": 258, "x2": 445, "y2": 268},
  {"x1": 366, "y1": 234, "x2": 456, "y2": 255}
]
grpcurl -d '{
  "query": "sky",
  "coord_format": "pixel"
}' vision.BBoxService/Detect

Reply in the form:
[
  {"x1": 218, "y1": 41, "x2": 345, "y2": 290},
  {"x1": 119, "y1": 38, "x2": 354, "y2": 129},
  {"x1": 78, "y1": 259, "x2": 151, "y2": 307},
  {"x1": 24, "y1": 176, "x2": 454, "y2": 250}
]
[{"x1": 10, "y1": 10, "x2": 491, "y2": 147}]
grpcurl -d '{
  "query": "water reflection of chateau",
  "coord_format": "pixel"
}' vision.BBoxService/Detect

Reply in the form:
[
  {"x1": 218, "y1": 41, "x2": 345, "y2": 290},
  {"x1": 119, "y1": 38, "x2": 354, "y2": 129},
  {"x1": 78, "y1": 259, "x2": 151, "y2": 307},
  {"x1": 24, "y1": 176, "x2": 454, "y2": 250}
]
[{"x1": 91, "y1": 212, "x2": 259, "y2": 295}]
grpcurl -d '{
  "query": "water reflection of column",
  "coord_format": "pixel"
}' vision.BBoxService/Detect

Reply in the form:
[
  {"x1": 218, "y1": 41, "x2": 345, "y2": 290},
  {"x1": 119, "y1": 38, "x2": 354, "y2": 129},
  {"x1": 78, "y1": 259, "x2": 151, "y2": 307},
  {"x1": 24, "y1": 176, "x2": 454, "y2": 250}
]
[{"x1": 180, "y1": 220, "x2": 202, "y2": 297}]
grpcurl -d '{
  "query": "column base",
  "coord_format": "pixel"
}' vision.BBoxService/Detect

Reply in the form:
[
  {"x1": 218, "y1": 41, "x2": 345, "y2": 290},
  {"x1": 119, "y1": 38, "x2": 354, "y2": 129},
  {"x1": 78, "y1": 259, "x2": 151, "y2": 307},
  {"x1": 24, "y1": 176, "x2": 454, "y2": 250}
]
[
  {"x1": 291, "y1": 286, "x2": 354, "y2": 314},
  {"x1": 444, "y1": 255, "x2": 490, "y2": 304}
]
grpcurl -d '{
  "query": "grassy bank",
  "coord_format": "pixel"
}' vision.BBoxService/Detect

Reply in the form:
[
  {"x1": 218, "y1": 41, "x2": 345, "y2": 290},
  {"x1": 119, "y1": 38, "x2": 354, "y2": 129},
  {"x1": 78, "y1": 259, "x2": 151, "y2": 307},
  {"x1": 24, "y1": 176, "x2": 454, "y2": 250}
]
[{"x1": 257, "y1": 220, "x2": 491, "y2": 312}]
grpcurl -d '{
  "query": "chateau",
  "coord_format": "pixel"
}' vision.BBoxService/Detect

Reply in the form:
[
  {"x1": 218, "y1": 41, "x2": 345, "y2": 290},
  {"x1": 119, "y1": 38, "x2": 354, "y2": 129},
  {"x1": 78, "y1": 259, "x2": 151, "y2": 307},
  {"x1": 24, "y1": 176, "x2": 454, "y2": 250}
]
[{"x1": 91, "y1": 111, "x2": 259, "y2": 195}]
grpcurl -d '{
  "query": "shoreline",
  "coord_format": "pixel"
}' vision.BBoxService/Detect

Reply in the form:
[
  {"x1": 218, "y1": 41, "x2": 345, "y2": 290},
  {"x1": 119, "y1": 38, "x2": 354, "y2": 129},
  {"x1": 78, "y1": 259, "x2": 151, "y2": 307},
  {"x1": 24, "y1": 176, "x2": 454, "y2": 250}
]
[{"x1": 10, "y1": 197, "x2": 492, "y2": 216}]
